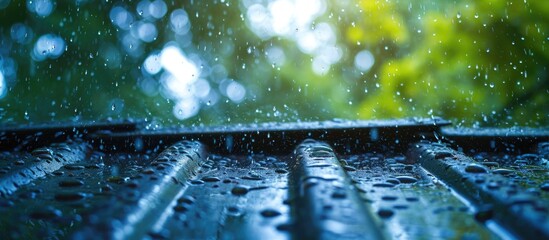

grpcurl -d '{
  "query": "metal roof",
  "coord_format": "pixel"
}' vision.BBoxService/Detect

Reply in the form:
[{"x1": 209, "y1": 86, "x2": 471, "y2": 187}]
[{"x1": 0, "y1": 118, "x2": 548, "y2": 239}]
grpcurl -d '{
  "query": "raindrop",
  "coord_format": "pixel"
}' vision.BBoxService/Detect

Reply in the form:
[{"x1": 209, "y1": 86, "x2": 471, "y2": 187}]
[
  {"x1": 331, "y1": 189, "x2": 347, "y2": 199},
  {"x1": 276, "y1": 223, "x2": 293, "y2": 232},
  {"x1": 231, "y1": 185, "x2": 251, "y2": 195},
  {"x1": 405, "y1": 197, "x2": 419, "y2": 202},
  {"x1": 395, "y1": 176, "x2": 417, "y2": 184},
  {"x1": 464, "y1": 163, "x2": 488, "y2": 173},
  {"x1": 373, "y1": 182, "x2": 395, "y2": 188},
  {"x1": 177, "y1": 196, "x2": 195, "y2": 204},
  {"x1": 65, "y1": 165, "x2": 85, "y2": 170},
  {"x1": 58, "y1": 180, "x2": 84, "y2": 187},
  {"x1": 393, "y1": 205, "x2": 408, "y2": 210},
  {"x1": 385, "y1": 178, "x2": 400, "y2": 185},
  {"x1": 381, "y1": 195, "x2": 398, "y2": 201},
  {"x1": 202, "y1": 176, "x2": 221, "y2": 182},
  {"x1": 492, "y1": 168, "x2": 514, "y2": 175},
  {"x1": 260, "y1": 209, "x2": 281, "y2": 218},
  {"x1": 54, "y1": 192, "x2": 86, "y2": 201},
  {"x1": 377, "y1": 208, "x2": 394, "y2": 218}
]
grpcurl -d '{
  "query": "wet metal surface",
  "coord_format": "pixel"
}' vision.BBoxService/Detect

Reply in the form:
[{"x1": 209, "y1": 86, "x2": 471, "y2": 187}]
[
  {"x1": 90, "y1": 118, "x2": 450, "y2": 154},
  {"x1": 0, "y1": 119, "x2": 547, "y2": 239},
  {"x1": 292, "y1": 140, "x2": 384, "y2": 239},
  {"x1": 410, "y1": 142, "x2": 549, "y2": 239},
  {"x1": 0, "y1": 141, "x2": 90, "y2": 196},
  {"x1": 344, "y1": 152, "x2": 499, "y2": 239}
]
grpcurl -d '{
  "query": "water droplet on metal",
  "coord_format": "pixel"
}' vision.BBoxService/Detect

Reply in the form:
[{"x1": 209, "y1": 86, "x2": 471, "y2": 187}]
[
  {"x1": 465, "y1": 163, "x2": 487, "y2": 173},
  {"x1": 395, "y1": 176, "x2": 417, "y2": 184},
  {"x1": 58, "y1": 180, "x2": 84, "y2": 187},
  {"x1": 201, "y1": 176, "x2": 221, "y2": 182},
  {"x1": 381, "y1": 196, "x2": 398, "y2": 201},
  {"x1": 231, "y1": 185, "x2": 250, "y2": 195},
  {"x1": 373, "y1": 182, "x2": 396, "y2": 188},
  {"x1": 54, "y1": 192, "x2": 86, "y2": 201},
  {"x1": 260, "y1": 209, "x2": 281, "y2": 218},
  {"x1": 492, "y1": 168, "x2": 514, "y2": 175},
  {"x1": 377, "y1": 208, "x2": 394, "y2": 218}
]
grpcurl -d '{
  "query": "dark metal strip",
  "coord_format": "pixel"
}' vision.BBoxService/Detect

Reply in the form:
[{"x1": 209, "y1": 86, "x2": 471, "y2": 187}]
[
  {"x1": 342, "y1": 153, "x2": 499, "y2": 239},
  {"x1": 91, "y1": 118, "x2": 450, "y2": 154},
  {"x1": 290, "y1": 139, "x2": 386, "y2": 240},
  {"x1": 154, "y1": 154, "x2": 291, "y2": 240},
  {"x1": 441, "y1": 127, "x2": 549, "y2": 153},
  {"x1": 409, "y1": 142, "x2": 549, "y2": 239},
  {"x1": 71, "y1": 141, "x2": 205, "y2": 240},
  {"x1": 0, "y1": 120, "x2": 138, "y2": 150},
  {"x1": 0, "y1": 141, "x2": 90, "y2": 197}
]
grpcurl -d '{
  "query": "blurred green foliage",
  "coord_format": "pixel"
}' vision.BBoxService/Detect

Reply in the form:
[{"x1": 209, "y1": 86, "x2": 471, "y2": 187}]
[
  {"x1": 348, "y1": 0, "x2": 549, "y2": 127},
  {"x1": 0, "y1": 0, "x2": 547, "y2": 127}
]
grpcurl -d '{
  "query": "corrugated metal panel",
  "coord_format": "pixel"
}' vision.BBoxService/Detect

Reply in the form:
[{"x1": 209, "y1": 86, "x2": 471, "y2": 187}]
[{"x1": 0, "y1": 118, "x2": 547, "y2": 239}]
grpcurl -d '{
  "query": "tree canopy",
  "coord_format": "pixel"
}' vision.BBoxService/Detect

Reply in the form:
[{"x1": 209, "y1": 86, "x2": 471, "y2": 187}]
[{"x1": 0, "y1": 0, "x2": 547, "y2": 127}]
